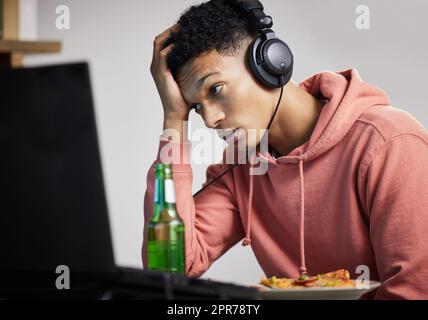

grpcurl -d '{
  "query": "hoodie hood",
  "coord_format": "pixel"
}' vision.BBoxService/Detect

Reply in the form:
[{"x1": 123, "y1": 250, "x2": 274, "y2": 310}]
[{"x1": 241, "y1": 69, "x2": 391, "y2": 276}]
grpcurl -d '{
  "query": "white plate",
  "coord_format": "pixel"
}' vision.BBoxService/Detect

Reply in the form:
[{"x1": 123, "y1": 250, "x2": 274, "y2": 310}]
[{"x1": 247, "y1": 281, "x2": 381, "y2": 300}]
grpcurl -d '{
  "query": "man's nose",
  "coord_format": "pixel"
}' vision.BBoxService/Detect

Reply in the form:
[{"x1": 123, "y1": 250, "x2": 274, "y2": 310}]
[{"x1": 204, "y1": 106, "x2": 225, "y2": 129}]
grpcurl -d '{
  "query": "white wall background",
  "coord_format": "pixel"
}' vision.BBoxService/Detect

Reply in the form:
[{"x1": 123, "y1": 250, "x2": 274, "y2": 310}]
[
  {"x1": 23, "y1": 0, "x2": 428, "y2": 284},
  {"x1": 19, "y1": 0, "x2": 38, "y2": 39}
]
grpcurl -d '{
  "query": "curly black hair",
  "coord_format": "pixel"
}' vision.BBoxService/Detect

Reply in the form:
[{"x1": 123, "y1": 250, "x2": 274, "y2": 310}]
[{"x1": 165, "y1": 0, "x2": 258, "y2": 80}]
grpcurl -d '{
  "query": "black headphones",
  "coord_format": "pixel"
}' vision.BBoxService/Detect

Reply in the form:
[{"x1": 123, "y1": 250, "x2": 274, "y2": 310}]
[{"x1": 228, "y1": 0, "x2": 294, "y2": 88}]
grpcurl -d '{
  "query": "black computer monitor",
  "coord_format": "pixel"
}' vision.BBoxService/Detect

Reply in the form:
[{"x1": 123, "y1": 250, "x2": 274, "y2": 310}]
[
  {"x1": 0, "y1": 62, "x2": 261, "y2": 300},
  {"x1": 0, "y1": 62, "x2": 117, "y2": 281}
]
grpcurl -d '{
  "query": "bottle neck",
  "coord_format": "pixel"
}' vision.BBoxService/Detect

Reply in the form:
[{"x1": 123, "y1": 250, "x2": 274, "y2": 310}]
[
  {"x1": 155, "y1": 176, "x2": 165, "y2": 205},
  {"x1": 151, "y1": 175, "x2": 165, "y2": 222}
]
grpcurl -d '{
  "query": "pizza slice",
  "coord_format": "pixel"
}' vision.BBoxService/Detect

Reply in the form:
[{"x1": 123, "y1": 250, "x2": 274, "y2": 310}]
[{"x1": 260, "y1": 269, "x2": 356, "y2": 289}]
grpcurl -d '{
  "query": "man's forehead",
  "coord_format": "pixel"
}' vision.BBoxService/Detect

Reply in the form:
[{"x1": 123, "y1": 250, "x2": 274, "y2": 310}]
[
  {"x1": 176, "y1": 36, "x2": 252, "y2": 87},
  {"x1": 177, "y1": 50, "x2": 223, "y2": 87}
]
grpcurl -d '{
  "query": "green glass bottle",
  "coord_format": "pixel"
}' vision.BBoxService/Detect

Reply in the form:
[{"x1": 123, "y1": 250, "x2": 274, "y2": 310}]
[
  {"x1": 147, "y1": 163, "x2": 165, "y2": 271},
  {"x1": 147, "y1": 163, "x2": 185, "y2": 274}
]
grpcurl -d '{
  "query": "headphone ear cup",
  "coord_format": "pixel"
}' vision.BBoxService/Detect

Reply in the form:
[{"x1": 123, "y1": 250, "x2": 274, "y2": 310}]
[{"x1": 248, "y1": 36, "x2": 293, "y2": 88}]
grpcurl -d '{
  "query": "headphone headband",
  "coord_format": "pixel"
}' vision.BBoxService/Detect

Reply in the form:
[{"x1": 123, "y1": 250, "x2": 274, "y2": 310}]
[{"x1": 228, "y1": 0, "x2": 273, "y2": 30}]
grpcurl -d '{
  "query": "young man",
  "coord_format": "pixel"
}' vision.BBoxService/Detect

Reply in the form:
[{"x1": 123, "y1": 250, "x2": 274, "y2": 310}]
[{"x1": 143, "y1": 0, "x2": 428, "y2": 299}]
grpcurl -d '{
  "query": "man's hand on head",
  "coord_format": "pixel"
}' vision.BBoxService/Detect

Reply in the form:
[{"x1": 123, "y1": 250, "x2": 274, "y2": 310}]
[{"x1": 150, "y1": 23, "x2": 191, "y2": 124}]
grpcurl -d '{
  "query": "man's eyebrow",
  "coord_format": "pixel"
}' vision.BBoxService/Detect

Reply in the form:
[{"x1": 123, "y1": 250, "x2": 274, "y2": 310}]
[{"x1": 196, "y1": 72, "x2": 220, "y2": 89}]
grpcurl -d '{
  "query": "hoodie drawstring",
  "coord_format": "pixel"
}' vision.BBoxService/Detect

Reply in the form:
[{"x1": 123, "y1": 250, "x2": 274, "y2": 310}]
[
  {"x1": 241, "y1": 156, "x2": 308, "y2": 278},
  {"x1": 298, "y1": 158, "x2": 307, "y2": 276},
  {"x1": 241, "y1": 167, "x2": 254, "y2": 247}
]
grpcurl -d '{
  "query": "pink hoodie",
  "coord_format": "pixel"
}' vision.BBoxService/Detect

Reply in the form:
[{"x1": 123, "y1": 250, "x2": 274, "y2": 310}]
[{"x1": 143, "y1": 69, "x2": 428, "y2": 299}]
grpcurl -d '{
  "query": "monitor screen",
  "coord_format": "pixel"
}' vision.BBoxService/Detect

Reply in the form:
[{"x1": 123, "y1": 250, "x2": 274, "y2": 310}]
[{"x1": 0, "y1": 63, "x2": 116, "y2": 280}]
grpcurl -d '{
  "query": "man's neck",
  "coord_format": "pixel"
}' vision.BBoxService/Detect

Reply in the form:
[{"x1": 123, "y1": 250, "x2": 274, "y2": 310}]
[{"x1": 267, "y1": 80, "x2": 325, "y2": 157}]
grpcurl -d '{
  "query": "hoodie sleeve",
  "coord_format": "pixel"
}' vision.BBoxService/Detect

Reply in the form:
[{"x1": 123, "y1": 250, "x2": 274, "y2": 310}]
[
  {"x1": 142, "y1": 137, "x2": 245, "y2": 277},
  {"x1": 363, "y1": 134, "x2": 428, "y2": 299}
]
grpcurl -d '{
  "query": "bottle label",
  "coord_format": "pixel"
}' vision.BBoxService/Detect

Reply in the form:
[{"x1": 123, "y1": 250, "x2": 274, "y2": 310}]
[{"x1": 165, "y1": 179, "x2": 176, "y2": 204}]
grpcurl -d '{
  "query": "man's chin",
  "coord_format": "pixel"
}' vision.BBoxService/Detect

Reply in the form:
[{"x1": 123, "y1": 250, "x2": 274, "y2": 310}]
[
  {"x1": 221, "y1": 131, "x2": 266, "y2": 165},
  {"x1": 223, "y1": 128, "x2": 265, "y2": 151},
  {"x1": 234, "y1": 136, "x2": 261, "y2": 153}
]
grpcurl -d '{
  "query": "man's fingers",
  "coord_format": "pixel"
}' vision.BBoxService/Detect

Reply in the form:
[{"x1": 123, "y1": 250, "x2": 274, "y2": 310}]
[
  {"x1": 160, "y1": 43, "x2": 174, "y2": 59},
  {"x1": 151, "y1": 24, "x2": 179, "y2": 73},
  {"x1": 157, "y1": 23, "x2": 179, "y2": 40},
  {"x1": 154, "y1": 23, "x2": 179, "y2": 49},
  {"x1": 158, "y1": 44, "x2": 175, "y2": 69},
  {"x1": 152, "y1": 24, "x2": 179, "y2": 65},
  {"x1": 151, "y1": 43, "x2": 175, "y2": 75}
]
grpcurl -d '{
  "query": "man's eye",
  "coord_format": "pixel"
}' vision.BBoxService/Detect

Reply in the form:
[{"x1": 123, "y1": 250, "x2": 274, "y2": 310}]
[{"x1": 210, "y1": 84, "x2": 223, "y2": 95}]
